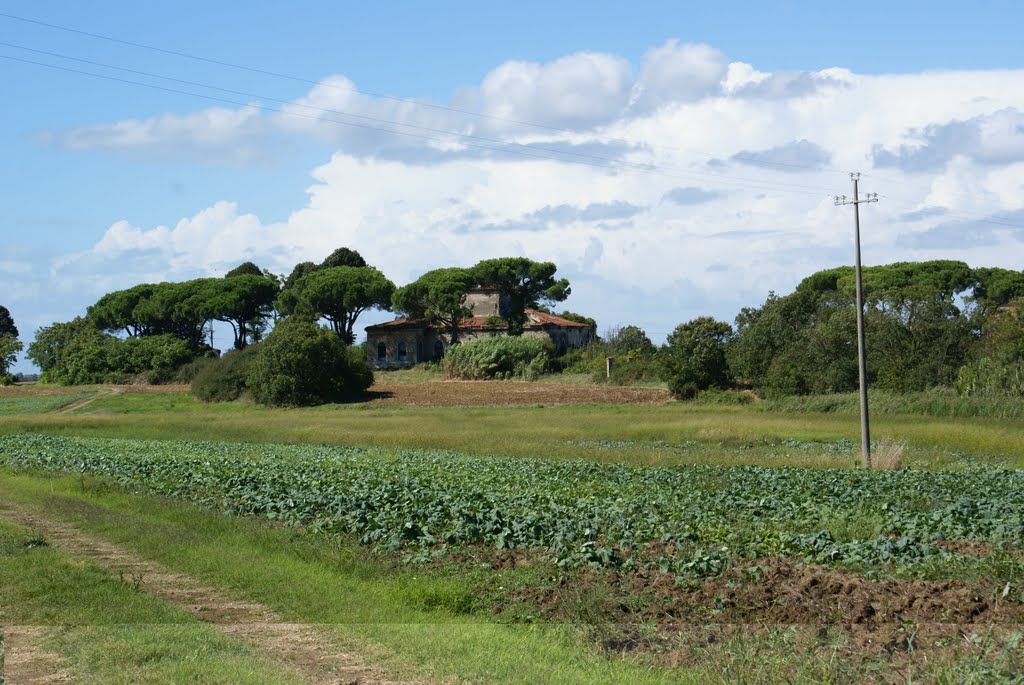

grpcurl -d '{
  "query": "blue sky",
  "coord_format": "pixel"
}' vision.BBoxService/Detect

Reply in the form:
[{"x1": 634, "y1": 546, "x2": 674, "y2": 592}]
[{"x1": 3, "y1": 2, "x2": 1024, "y2": 373}]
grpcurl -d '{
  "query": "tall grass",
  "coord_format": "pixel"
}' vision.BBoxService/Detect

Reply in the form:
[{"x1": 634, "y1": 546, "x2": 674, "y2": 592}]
[
  {"x1": 761, "y1": 388, "x2": 1024, "y2": 420},
  {"x1": 443, "y1": 337, "x2": 550, "y2": 380}
]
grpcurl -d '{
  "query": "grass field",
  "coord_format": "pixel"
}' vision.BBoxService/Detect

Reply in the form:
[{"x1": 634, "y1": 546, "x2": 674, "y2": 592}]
[
  {"x1": 1, "y1": 383, "x2": 1023, "y2": 469},
  {"x1": 1, "y1": 381, "x2": 1023, "y2": 683}
]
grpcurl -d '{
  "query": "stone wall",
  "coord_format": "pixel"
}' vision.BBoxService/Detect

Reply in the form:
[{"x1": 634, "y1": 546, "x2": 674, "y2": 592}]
[
  {"x1": 464, "y1": 289, "x2": 511, "y2": 318},
  {"x1": 366, "y1": 329, "x2": 427, "y2": 369}
]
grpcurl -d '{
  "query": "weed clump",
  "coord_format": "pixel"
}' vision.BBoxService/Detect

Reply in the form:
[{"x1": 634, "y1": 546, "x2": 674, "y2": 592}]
[{"x1": 871, "y1": 440, "x2": 905, "y2": 470}]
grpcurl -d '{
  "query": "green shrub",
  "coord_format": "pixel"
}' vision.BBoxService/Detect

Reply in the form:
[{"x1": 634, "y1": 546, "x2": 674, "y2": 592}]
[
  {"x1": 443, "y1": 336, "x2": 550, "y2": 380},
  {"x1": 663, "y1": 317, "x2": 733, "y2": 399},
  {"x1": 191, "y1": 346, "x2": 262, "y2": 402},
  {"x1": 246, "y1": 317, "x2": 373, "y2": 406},
  {"x1": 696, "y1": 388, "x2": 754, "y2": 405},
  {"x1": 116, "y1": 334, "x2": 195, "y2": 384},
  {"x1": 596, "y1": 355, "x2": 665, "y2": 386},
  {"x1": 27, "y1": 319, "x2": 196, "y2": 385},
  {"x1": 554, "y1": 325, "x2": 665, "y2": 385}
]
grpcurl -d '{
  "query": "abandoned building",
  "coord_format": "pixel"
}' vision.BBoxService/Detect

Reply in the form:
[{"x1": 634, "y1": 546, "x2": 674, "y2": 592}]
[{"x1": 365, "y1": 287, "x2": 595, "y2": 369}]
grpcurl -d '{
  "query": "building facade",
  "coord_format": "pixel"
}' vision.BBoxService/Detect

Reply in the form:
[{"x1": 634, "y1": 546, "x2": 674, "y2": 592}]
[{"x1": 365, "y1": 289, "x2": 594, "y2": 369}]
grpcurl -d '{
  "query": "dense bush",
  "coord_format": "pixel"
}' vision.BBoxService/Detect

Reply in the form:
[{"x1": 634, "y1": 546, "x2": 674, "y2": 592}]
[
  {"x1": 246, "y1": 317, "x2": 373, "y2": 406},
  {"x1": 663, "y1": 317, "x2": 733, "y2": 399},
  {"x1": 27, "y1": 318, "x2": 195, "y2": 385},
  {"x1": 956, "y1": 299, "x2": 1024, "y2": 398},
  {"x1": 117, "y1": 334, "x2": 196, "y2": 383},
  {"x1": 443, "y1": 336, "x2": 550, "y2": 380},
  {"x1": 191, "y1": 346, "x2": 262, "y2": 402},
  {"x1": 555, "y1": 325, "x2": 665, "y2": 385}
]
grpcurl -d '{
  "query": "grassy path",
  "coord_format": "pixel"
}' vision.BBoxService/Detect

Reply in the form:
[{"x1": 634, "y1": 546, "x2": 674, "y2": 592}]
[
  {"x1": 1, "y1": 471, "x2": 692, "y2": 685},
  {"x1": 56, "y1": 387, "x2": 122, "y2": 415},
  {"x1": 0, "y1": 500, "x2": 425, "y2": 685}
]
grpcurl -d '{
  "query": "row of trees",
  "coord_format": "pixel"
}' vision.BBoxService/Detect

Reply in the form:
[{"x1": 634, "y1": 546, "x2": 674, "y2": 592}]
[
  {"x1": 23, "y1": 250, "x2": 574, "y2": 403},
  {"x1": 82, "y1": 252, "x2": 572, "y2": 354},
  {"x1": 727, "y1": 261, "x2": 1024, "y2": 397},
  {"x1": 615, "y1": 261, "x2": 1023, "y2": 399}
]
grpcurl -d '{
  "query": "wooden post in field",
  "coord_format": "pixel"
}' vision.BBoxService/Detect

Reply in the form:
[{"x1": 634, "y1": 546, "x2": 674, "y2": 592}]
[{"x1": 605, "y1": 357, "x2": 613, "y2": 379}]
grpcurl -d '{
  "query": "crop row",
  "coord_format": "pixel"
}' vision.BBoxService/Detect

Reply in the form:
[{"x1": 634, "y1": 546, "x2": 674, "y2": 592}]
[{"x1": 2, "y1": 434, "x2": 1022, "y2": 576}]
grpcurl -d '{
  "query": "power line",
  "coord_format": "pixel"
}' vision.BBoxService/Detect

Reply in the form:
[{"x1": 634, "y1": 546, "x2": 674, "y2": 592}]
[
  {"x1": 0, "y1": 10, "x2": 852, "y2": 177},
  {"x1": 5, "y1": 12, "x2": 1021, "y2": 228},
  {"x1": 0, "y1": 40, "x2": 838, "y2": 195},
  {"x1": 0, "y1": 51, "x2": 841, "y2": 199}
]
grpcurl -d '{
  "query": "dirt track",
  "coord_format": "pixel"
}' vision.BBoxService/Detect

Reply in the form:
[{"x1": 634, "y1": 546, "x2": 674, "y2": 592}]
[{"x1": 0, "y1": 501, "x2": 426, "y2": 685}]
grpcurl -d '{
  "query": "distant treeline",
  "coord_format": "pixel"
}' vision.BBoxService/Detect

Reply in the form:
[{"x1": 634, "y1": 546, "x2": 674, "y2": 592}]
[
  {"x1": 19, "y1": 254, "x2": 1024, "y2": 404},
  {"x1": 728, "y1": 261, "x2": 1023, "y2": 398},
  {"x1": 23, "y1": 250, "x2": 574, "y2": 406},
  {"x1": 577, "y1": 260, "x2": 1023, "y2": 399}
]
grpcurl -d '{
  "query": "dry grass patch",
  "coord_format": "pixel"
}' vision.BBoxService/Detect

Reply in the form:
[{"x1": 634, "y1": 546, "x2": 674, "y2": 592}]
[{"x1": 871, "y1": 440, "x2": 906, "y2": 470}]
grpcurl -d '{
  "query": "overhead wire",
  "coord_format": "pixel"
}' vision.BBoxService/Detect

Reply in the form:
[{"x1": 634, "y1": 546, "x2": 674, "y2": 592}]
[
  {"x1": 0, "y1": 40, "x2": 841, "y2": 195},
  {"x1": 0, "y1": 50, "x2": 841, "y2": 198},
  {"x1": 0, "y1": 10, "x2": 852, "y2": 177},
  {"x1": 3, "y1": 11, "x2": 1022, "y2": 228}
]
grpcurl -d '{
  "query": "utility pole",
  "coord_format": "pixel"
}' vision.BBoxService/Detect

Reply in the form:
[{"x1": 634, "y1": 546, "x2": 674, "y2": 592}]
[{"x1": 835, "y1": 173, "x2": 878, "y2": 468}]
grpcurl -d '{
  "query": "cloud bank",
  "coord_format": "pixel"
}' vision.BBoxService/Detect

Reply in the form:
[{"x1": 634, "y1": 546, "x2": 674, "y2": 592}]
[{"x1": 12, "y1": 39, "x2": 1024, "y2": 365}]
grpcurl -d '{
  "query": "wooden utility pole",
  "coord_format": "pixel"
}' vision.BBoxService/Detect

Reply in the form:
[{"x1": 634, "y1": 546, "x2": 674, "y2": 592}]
[{"x1": 835, "y1": 173, "x2": 878, "y2": 468}]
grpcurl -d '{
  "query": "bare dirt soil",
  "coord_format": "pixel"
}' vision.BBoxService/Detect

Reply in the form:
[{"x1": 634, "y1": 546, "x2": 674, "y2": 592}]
[
  {"x1": 363, "y1": 379, "x2": 671, "y2": 407},
  {"x1": 0, "y1": 502, "x2": 426, "y2": 685},
  {"x1": 516, "y1": 558, "x2": 1024, "y2": 679},
  {"x1": 5, "y1": 380, "x2": 670, "y2": 408},
  {"x1": 2, "y1": 625, "x2": 71, "y2": 685}
]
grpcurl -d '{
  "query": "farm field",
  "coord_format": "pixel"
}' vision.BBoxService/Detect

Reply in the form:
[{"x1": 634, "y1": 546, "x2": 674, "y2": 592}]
[{"x1": 1, "y1": 381, "x2": 1023, "y2": 683}]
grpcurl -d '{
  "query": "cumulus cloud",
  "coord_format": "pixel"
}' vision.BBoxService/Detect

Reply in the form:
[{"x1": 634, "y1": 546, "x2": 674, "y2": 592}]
[
  {"x1": 477, "y1": 51, "x2": 633, "y2": 131},
  {"x1": 872, "y1": 108, "x2": 1024, "y2": 172},
  {"x1": 19, "y1": 42, "x2": 1024, "y2": 362},
  {"x1": 630, "y1": 40, "x2": 728, "y2": 112},
  {"x1": 44, "y1": 104, "x2": 272, "y2": 165},
  {"x1": 40, "y1": 39, "x2": 854, "y2": 165}
]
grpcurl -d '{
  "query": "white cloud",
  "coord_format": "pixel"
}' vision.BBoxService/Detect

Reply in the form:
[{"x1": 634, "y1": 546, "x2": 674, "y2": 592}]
[
  {"x1": 21, "y1": 42, "x2": 1024, "y2": 353},
  {"x1": 46, "y1": 104, "x2": 271, "y2": 165},
  {"x1": 630, "y1": 41, "x2": 728, "y2": 111},
  {"x1": 478, "y1": 51, "x2": 634, "y2": 130}
]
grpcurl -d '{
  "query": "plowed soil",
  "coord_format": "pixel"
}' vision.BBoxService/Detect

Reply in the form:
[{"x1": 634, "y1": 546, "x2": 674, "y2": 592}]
[
  {"x1": 363, "y1": 379, "x2": 671, "y2": 407},
  {"x1": 521, "y1": 558, "x2": 1024, "y2": 679},
  {"x1": 4, "y1": 380, "x2": 670, "y2": 407}
]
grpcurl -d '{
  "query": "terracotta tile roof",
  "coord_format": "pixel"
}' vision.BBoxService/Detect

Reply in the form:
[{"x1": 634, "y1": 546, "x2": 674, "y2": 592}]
[
  {"x1": 523, "y1": 310, "x2": 592, "y2": 328},
  {"x1": 365, "y1": 309, "x2": 592, "y2": 332}
]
